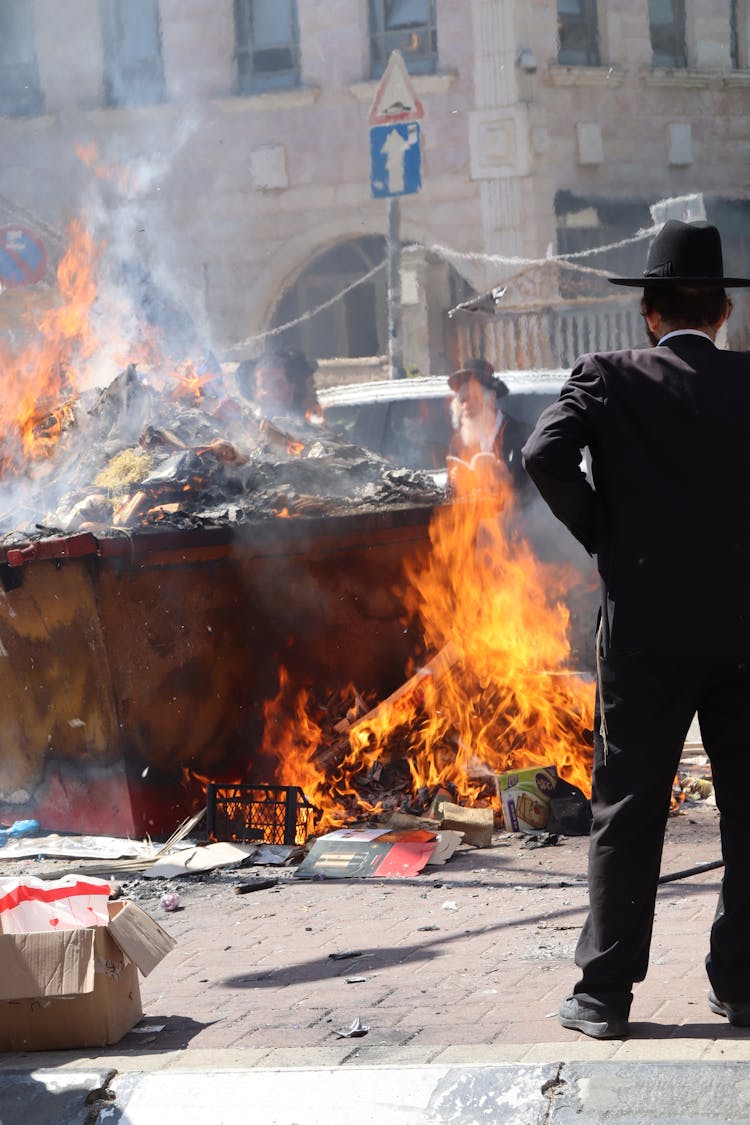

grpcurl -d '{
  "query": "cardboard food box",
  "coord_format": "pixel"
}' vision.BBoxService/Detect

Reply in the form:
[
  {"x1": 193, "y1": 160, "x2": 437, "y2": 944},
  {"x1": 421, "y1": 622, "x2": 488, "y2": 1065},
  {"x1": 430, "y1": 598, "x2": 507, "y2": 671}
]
[
  {"x1": 0, "y1": 899, "x2": 176, "y2": 1051},
  {"x1": 496, "y1": 765, "x2": 558, "y2": 832}
]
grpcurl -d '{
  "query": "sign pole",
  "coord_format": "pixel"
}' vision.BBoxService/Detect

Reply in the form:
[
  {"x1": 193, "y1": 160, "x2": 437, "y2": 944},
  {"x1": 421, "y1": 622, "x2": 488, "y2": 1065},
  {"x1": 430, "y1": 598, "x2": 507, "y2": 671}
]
[
  {"x1": 387, "y1": 196, "x2": 404, "y2": 380},
  {"x1": 367, "y1": 50, "x2": 424, "y2": 382}
]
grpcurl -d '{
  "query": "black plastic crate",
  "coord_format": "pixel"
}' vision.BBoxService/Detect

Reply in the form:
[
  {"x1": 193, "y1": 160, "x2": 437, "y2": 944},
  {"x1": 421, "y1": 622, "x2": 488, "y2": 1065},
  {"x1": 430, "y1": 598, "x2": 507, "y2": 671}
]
[{"x1": 206, "y1": 783, "x2": 314, "y2": 845}]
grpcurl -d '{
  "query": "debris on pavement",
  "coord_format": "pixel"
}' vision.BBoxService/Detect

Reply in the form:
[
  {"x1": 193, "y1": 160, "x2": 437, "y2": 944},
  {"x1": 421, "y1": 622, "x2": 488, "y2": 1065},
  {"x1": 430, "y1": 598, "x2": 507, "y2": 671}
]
[
  {"x1": 438, "y1": 802, "x2": 494, "y2": 847},
  {"x1": 679, "y1": 776, "x2": 714, "y2": 801},
  {"x1": 160, "y1": 893, "x2": 181, "y2": 911},
  {"x1": 328, "y1": 950, "x2": 363, "y2": 961},
  {"x1": 0, "y1": 819, "x2": 40, "y2": 846},
  {"x1": 142, "y1": 841, "x2": 257, "y2": 879},
  {"x1": 334, "y1": 1017, "x2": 369, "y2": 1039},
  {"x1": 496, "y1": 765, "x2": 558, "y2": 832},
  {"x1": 233, "y1": 878, "x2": 278, "y2": 894},
  {"x1": 520, "y1": 831, "x2": 561, "y2": 849},
  {"x1": 247, "y1": 844, "x2": 305, "y2": 865},
  {"x1": 294, "y1": 827, "x2": 441, "y2": 880}
]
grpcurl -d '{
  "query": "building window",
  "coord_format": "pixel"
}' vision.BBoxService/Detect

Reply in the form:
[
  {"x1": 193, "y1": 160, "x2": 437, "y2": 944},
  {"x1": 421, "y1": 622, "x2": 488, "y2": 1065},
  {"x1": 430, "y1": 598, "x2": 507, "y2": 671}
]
[
  {"x1": 369, "y1": 0, "x2": 438, "y2": 78},
  {"x1": 100, "y1": 0, "x2": 165, "y2": 108},
  {"x1": 0, "y1": 0, "x2": 42, "y2": 118},
  {"x1": 235, "y1": 0, "x2": 300, "y2": 94},
  {"x1": 730, "y1": 0, "x2": 746, "y2": 68},
  {"x1": 649, "y1": 0, "x2": 687, "y2": 68},
  {"x1": 557, "y1": 0, "x2": 600, "y2": 67}
]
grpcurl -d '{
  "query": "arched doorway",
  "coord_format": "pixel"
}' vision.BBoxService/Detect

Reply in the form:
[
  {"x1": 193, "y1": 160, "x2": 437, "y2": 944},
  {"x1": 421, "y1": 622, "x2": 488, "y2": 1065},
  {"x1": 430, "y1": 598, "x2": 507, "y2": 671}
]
[
  {"x1": 271, "y1": 236, "x2": 387, "y2": 359},
  {"x1": 268, "y1": 235, "x2": 475, "y2": 375}
]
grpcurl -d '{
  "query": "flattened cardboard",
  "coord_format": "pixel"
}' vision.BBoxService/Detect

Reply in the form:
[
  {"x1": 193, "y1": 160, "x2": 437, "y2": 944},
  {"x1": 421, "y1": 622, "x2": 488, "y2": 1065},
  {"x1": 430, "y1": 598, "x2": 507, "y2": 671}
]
[
  {"x1": 425, "y1": 830, "x2": 464, "y2": 865},
  {"x1": 142, "y1": 841, "x2": 257, "y2": 879},
  {"x1": 294, "y1": 827, "x2": 438, "y2": 879}
]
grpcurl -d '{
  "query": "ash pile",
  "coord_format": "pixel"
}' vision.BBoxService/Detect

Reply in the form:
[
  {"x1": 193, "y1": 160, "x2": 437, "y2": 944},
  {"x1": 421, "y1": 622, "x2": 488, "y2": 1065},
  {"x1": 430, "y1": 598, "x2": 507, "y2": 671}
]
[{"x1": 1, "y1": 364, "x2": 442, "y2": 546}]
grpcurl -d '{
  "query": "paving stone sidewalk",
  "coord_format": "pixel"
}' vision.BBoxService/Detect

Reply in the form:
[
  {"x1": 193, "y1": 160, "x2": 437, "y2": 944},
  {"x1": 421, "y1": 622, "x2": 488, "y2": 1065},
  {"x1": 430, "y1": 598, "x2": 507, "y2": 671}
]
[{"x1": 3, "y1": 781, "x2": 749, "y2": 1081}]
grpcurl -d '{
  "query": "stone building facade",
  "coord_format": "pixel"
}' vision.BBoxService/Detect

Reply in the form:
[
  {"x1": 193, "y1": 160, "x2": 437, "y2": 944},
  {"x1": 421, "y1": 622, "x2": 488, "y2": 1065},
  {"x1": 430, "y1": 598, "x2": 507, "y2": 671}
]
[{"x1": 0, "y1": 1, "x2": 748, "y2": 378}]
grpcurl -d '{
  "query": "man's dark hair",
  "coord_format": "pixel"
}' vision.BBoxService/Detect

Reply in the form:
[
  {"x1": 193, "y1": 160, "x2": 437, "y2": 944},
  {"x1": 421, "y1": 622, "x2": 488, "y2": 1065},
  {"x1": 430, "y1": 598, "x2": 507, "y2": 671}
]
[
  {"x1": 236, "y1": 347, "x2": 319, "y2": 413},
  {"x1": 641, "y1": 285, "x2": 732, "y2": 329}
]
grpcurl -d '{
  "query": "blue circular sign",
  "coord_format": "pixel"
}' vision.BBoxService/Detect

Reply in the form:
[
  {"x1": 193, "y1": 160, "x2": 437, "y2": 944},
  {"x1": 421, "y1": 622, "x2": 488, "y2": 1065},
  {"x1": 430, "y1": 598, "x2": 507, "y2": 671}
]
[{"x1": 0, "y1": 226, "x2": 46, "y2": 287}]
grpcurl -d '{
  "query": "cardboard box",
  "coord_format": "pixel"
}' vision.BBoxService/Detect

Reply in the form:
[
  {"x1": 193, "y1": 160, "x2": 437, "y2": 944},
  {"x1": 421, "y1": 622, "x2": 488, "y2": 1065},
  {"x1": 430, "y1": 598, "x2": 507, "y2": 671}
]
[
  {"x1": 438, "y1": 802, "x2": 494, "y2": 847},
  {"x1": 0, "y1": 899, "x2": 176, "y2": 1051},
  {"x1": 496, "y1": 765, "x2": 558, "y2": 832}
]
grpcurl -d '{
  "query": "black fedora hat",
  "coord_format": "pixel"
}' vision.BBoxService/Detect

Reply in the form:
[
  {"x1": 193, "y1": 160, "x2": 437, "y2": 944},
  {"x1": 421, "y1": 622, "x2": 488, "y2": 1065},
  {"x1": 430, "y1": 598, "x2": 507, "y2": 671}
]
[
  {"x1": 448, "y1": 357, "x2": 509, "y2": 398},
  {"x1": 609, "y1": 219, "x2": 750, "y2": 288}
]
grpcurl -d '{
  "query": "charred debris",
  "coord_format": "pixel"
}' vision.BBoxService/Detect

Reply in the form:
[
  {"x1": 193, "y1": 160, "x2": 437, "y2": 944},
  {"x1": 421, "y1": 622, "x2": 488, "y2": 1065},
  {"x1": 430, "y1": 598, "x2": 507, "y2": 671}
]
[{"x1": 0, "y1": 364, "x2": 442, "y2": 546}]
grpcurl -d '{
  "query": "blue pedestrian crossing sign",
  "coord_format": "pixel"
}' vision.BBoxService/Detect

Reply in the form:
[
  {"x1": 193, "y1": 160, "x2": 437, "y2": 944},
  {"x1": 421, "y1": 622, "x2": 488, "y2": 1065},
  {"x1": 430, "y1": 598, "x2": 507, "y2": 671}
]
[{"x1": 370, "y1": 123, "x2": 422, "y2": 199}]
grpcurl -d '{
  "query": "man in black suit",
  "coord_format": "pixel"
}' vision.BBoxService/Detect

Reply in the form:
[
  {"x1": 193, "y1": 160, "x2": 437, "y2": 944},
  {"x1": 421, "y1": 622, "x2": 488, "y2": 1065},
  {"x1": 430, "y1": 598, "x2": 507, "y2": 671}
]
[{"x1": 522, "y1": 220, "x2": 750, "y2": 1039}]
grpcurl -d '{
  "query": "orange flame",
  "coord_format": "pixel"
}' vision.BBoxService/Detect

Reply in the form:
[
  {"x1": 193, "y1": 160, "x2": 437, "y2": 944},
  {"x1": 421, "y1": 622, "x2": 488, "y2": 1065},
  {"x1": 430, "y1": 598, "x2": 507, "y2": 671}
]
[
  {"x1": 266, "y1": 462, "x2": 594, "y2": 829},
  {"x1": 396, "y1": 467, "x2": 595, "y2": 799},
  {"x1": 75, "y1": 142, "x2": 136, "y2": 194},
  {"x1": 0, "y1": 219, "x2": 100, "y2": 474},
  {"x1": 166, "y1": 361, "x2": 222, "y2": 403}
]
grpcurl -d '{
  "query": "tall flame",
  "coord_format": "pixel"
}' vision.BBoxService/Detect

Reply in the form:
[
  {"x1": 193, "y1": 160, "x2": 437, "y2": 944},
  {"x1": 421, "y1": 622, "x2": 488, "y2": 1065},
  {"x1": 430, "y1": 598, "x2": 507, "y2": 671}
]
[
  {"x1": 0, "y1": 219, "x2": 99, "y2": 473},
  {"x1": 400, "y1": 470, "x2": 594, "y2": 796},
  {"x1": 268, "y1": 461, "x2": 594, "y2": 828}
]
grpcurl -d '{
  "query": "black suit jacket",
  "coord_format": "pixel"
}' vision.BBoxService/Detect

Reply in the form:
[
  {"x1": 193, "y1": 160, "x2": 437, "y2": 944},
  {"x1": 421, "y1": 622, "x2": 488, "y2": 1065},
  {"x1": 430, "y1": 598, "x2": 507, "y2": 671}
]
[{"x1": 522, "y1": 334, "x2": 750, "y2": 656}]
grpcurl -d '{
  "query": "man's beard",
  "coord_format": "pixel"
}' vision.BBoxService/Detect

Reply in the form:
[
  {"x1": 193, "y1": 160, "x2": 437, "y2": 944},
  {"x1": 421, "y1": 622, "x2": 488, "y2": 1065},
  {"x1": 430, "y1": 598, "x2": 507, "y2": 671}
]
[{"x1": 457, "y1": 410, "x2": 495, "y2": 452}]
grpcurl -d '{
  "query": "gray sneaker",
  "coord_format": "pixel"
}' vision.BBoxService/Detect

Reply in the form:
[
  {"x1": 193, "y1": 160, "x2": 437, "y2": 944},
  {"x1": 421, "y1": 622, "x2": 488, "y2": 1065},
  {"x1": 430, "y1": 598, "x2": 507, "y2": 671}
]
[
  {"x1": 558, "y1": 995, "x2": 629, "y2": 1039},
  {"x1": 708, "y1": 989, "x2": 750, "y2": 1027}
]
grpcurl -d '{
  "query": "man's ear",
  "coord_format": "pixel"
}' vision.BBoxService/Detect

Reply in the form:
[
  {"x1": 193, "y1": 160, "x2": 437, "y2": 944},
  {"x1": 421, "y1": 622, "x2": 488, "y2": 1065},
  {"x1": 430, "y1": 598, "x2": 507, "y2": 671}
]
[
  {"x1": 718, "y1": 297, "x2": 733, "y2": 330},
  {"x1": 642, "y1": 306, "x2": 661, "y2": 336}
]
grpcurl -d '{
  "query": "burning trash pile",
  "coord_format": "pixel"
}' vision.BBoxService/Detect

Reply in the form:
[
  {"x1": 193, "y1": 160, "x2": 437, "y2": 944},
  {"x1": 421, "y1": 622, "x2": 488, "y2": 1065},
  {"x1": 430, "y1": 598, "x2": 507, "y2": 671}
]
[
  {"x1": 2, "y1": 360, "x2": 441, "y2": 542},
  {"x1": 222, "y1": 466, "x2": 598, "y2": 840},
  {"x1": 0, "y1": 220, "x2": 441, "y2": 547},
  {"x1": 0, "y1": 216, "x2": 596, "y2": 845}
]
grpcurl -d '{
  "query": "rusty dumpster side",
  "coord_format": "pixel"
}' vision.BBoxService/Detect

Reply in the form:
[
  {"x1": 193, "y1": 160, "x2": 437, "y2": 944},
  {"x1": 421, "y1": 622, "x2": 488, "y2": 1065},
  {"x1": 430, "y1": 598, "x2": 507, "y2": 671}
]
[{"x1": 0, "y1": 506, "x2": 436, "y2": 836}]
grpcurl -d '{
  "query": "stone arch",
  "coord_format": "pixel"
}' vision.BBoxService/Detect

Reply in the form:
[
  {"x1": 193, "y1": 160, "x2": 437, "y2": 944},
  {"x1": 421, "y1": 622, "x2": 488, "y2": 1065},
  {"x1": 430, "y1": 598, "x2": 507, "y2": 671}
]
[
  {"x1": 270, "y1": 234, "x2": 388, "y2": 359},
  {"x1": 239, "y1": 218, "x2": 477, "y2": 372}
]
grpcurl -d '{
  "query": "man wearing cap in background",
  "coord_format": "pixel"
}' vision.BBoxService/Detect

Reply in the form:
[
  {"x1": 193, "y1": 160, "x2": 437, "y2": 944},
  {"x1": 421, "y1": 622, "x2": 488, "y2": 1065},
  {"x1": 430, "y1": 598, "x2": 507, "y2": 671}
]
[
  {"x1": 522, "y1": 220, "x2": 750, "y2": 1039},
  {"x1": 446, "y1": 357, "x2": 531, "y2": 499}
]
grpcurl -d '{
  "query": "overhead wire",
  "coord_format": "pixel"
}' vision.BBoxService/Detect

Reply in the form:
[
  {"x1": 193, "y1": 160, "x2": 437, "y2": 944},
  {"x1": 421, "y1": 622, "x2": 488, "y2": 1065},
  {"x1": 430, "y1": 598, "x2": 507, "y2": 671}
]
[{"x1": 232, "y1": 224, "x2": 656, "y2": 350}]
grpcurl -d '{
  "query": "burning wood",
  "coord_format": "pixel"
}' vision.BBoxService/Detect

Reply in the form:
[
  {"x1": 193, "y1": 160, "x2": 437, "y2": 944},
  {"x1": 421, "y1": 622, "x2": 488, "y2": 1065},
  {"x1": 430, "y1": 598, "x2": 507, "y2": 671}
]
[
  {"x1": 243, "y1": 456, "x2": 596, "y2": 836},
  {"x1": 346, "y1": 642, "x2": 459, "y2": 738}
]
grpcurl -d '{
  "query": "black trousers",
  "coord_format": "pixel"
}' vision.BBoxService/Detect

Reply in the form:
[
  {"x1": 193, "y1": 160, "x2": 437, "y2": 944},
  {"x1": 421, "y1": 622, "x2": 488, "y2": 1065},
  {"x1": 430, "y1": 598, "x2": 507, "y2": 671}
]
[{"x1": 573, "y1": 649, "x2": 750, "y2": 1009}]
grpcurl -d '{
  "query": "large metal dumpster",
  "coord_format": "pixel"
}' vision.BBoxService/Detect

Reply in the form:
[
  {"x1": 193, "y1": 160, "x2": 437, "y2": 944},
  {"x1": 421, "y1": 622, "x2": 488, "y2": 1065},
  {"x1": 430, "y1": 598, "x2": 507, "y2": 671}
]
[{"x1": 0, "y1": 504, "x2": 435, "y2": 837}]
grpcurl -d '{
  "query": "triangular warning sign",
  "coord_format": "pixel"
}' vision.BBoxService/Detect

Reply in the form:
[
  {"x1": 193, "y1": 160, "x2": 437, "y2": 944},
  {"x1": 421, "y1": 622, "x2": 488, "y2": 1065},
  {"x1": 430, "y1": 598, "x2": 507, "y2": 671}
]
[{"x1": 368, "y1": 50, "x2": 425, "y2": 125}]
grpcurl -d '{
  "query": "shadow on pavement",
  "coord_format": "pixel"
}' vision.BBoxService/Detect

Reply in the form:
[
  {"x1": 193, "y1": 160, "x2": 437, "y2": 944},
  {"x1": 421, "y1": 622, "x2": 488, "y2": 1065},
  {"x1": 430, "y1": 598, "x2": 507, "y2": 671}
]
[
  {"x1": 629, "y1": 1020, "x2": 750, "y2": 1040},
  {"x1": 112, "y1": 1015, "x2": 212, "y2": 1053}
]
